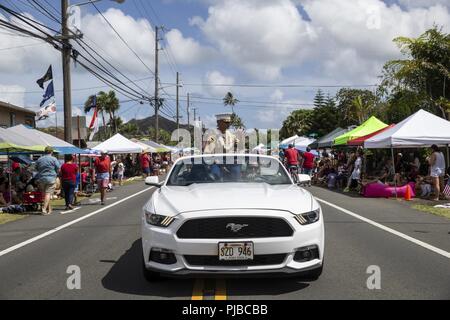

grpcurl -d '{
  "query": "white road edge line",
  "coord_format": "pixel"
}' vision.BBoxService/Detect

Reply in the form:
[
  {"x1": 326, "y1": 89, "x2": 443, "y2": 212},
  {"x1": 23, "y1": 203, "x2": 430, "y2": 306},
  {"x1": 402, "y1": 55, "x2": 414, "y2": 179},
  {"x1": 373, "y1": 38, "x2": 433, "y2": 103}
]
[
  {"x1": 60, "y1": 207, "x2": 81, "y2": 215},
  {"x1": 316, "y1": 197, "x2": 450, "y2": 259},
  {"x1": 0, "y1": 187, "x2": 154, "y2": 258}
]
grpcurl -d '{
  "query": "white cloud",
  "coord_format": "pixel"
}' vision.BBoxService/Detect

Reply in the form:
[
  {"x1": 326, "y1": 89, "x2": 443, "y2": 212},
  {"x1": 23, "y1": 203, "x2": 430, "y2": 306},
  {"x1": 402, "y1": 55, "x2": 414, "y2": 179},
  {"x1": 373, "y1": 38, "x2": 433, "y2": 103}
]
[
  {"x1": 0, "y1": 84, "x2": 26, "y2": 106},
  {"x1": 270, "y1": 89, "x2": 284, "y2": 102},
  {"x1": 0, "y1": 13, "x2": 58, "y2": 74},
  {"x1": 165, "y1": 28, "x2": 216, "y2": 65},
  {"x1": 193, "y1": 0, "x2": 450, "y2": 83},
  {"x1": 204, "y1": 70, "x2": 235, "y2": 96},
  {"x1": 193, "y1": 0, "x2": 313, "y2": 80}
]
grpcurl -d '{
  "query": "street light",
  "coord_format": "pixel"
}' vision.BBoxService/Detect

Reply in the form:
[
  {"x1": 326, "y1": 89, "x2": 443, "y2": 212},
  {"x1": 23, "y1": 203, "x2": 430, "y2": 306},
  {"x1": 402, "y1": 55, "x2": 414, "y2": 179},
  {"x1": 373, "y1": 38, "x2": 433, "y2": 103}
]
[{"x1": 61, "y1": 0, "x2": 125, "y2": 143}]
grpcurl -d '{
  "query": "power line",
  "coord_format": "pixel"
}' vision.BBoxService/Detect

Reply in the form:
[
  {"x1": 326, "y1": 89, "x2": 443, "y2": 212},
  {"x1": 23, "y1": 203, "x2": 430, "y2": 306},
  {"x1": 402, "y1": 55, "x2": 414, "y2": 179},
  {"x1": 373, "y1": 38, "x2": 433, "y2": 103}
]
[
  {"x1": 0, "y1": 42, "x2": 46, "y2": 51},
  {"x1": 0, "y1": 4, "x2": 153, "y2": 101},
  {"x1": 0, "y1": 77, "x2": 154, "y2": 95},
  {"x1": 162, "y1": 82, "x2": 379, "y2": 88},
  {"x1": 90, "y1": 1, "x2": 155, "y2": 76}
]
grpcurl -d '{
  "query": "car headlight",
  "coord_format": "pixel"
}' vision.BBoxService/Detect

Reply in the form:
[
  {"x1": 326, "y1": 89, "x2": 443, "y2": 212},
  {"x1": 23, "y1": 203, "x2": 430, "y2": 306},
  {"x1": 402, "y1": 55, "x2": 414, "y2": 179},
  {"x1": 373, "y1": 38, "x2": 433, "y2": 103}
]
[
  {"x1": 295, "y1": 209, "x2": 320, "y2": 225},
  {"x1": 144, "y1": 211, "x2": 174, "y2": 227}
]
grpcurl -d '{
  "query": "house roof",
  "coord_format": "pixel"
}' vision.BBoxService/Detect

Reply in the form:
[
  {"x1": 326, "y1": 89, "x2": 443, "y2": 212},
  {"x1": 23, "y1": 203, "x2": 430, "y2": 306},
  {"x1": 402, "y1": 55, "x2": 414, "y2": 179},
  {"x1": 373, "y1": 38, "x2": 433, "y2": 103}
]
[{"x1": 0, "y1": 101, "x2": 36, "y2": 116}]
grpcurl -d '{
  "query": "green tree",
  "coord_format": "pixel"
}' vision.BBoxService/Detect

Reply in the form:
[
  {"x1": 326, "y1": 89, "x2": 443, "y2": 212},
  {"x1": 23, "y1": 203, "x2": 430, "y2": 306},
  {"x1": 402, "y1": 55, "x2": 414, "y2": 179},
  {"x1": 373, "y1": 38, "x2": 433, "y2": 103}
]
[
  {"x1": 119, "y1": 123, "x2": 139, "y2": 137},
  {"x1": 84, "y1": 90, "x2": 121, "y2": 138},
  {"x1": 223, "y1": 92, "x2": 239, "y2": 113},
  {"x1": 380, "y1": 26, "x2": 450, "y2": 119},
  {"x1": 98, "y1": 90, "x2": 120, "y2": 136},
  {"x1": 335, "y1": 88, "x2": 378, "y2": 126},
  {"x1": 309, "y1": 91, "x2": 339, "y2": 137},
  {"x1": 313, "y1": 89, "x2": 326, "y2": 108},
  {"x1": 231, "y1": 113, "x2": 245, "y2": 129},
  {"x1": 280, "y1": 109, "x2": 313, "y2": 140}
]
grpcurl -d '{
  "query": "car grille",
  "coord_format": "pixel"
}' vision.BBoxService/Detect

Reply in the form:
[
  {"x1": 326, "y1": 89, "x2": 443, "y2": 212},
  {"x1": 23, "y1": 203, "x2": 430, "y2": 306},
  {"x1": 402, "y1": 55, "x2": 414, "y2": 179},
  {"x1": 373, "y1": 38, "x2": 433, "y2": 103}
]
[
  {"x1": 184, "y1": 254, "x2": 287, "y2": 267},
  {"x1": 176, "y1": 217, "x2": 294, "y2": 239}
]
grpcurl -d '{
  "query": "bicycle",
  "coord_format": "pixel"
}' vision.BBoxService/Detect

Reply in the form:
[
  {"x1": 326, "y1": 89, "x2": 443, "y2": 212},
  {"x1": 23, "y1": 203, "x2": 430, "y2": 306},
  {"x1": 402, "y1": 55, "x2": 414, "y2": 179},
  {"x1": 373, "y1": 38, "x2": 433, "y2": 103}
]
[{"x1": 288, "y1": 165, "x2": 299, "y2": 184}]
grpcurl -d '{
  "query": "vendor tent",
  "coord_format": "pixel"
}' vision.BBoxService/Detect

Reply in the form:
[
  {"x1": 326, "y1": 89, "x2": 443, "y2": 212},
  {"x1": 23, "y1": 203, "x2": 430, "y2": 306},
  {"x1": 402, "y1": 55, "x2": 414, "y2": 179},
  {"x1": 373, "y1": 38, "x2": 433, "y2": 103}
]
[
  {"x1": 334, "y1": 116, "x2": 388, "y2": 146},
  {"x1": 93, "y1": 133, "x2": 144, "y2": 154},
  {"x1": 140, "y1": 140, "x2": 171, "y2": 153},
  {"x1": 309, "y1": 128, "x2": 347, "y2": 149},
  {"x1": 365, "y1": 109, "x2": 450, "y2": 148},
  {"x1": 347, "y1": 124, "x2": 395, "y2": 146},
  {"x1": 6, "y1": 125, "x2": 85, "y2": 154},
  {"x1": 161, "y1": 144, "x2": 180, "y2": 154},
  {"x1": 280, "y1": 136, "x2": 316, "y2": 150},
  {"x1": 131, "y1": 139, "x2": 157, "y2": 153},
  {"x1": 0, "y1": 127, "x2": 43, "y2": 152}
]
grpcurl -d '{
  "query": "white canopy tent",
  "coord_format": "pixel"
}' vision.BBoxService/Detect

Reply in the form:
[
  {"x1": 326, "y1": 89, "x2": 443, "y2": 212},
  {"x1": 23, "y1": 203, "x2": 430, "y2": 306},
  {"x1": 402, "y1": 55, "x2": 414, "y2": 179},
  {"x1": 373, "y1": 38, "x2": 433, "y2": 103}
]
[
  {"x1": 280, "y1": 136, "x2": 316, "y2": 148},
  {"x1": 93, "y1": 134, "x2": 144, "y2": 154},
  {"x1": 365, "y1": 109, "x2": 450, "y2": 149}
]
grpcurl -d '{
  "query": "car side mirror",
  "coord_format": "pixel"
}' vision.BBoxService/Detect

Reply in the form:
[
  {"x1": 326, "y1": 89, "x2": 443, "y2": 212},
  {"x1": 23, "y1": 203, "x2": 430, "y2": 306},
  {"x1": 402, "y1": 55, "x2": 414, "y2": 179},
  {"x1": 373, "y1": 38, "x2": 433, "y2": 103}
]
[
  {"x1": 145, "y1": 176, "x2": 163, "y2": 188},
  {"x1": 297, "y1": 174, "x2": 311, "y2": 186}
]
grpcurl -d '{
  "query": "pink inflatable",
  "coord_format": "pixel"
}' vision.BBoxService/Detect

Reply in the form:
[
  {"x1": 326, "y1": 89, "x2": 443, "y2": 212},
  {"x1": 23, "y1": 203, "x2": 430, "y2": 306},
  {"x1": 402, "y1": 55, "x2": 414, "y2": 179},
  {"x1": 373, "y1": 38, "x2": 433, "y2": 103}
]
[{"x1": 363, "y1": 182, "x2": 415, "y2": 198}]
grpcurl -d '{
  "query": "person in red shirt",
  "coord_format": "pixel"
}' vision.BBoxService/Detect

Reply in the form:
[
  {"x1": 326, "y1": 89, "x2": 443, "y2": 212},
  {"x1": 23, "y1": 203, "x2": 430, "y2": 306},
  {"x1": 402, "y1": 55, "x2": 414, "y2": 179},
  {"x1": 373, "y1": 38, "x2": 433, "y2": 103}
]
[
  {"x1": 140, "y1": 152, "x2": 152, "y2": 177},
  {"x1": 94, "y1": 150, "x2": 111, "y2": 205},
  {"x1": 284, "y1": 144, "x2": 299, "y2": 168},
  {"x1": 60, "y1": 154, "x2": 78, "y2": 210},
  {"x1": 301, "y1": 147, "x2": 315, "y2": 176}
]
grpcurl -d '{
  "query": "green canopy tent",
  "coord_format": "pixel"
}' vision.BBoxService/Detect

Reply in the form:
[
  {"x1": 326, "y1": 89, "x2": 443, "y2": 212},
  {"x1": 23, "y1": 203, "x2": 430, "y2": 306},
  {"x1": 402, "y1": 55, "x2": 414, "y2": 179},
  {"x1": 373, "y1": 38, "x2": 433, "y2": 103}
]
[{"x1": 333, "y1": 116, "x2": 388, "y2": 146}]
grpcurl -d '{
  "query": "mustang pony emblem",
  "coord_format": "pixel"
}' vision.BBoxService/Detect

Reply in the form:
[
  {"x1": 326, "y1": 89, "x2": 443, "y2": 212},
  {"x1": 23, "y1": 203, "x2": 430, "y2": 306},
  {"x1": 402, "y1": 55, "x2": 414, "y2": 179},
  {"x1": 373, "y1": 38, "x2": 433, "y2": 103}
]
[{"x1": 226, "y1": 223, "x2": 249, "y2": 232}]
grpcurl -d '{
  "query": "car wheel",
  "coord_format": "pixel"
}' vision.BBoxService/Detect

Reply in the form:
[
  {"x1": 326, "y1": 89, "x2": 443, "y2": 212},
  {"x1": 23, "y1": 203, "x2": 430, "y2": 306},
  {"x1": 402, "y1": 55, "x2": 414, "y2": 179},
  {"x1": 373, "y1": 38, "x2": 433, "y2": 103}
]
[{"x1": 142, "y1": 257, "x2": 163, "y2": 282}]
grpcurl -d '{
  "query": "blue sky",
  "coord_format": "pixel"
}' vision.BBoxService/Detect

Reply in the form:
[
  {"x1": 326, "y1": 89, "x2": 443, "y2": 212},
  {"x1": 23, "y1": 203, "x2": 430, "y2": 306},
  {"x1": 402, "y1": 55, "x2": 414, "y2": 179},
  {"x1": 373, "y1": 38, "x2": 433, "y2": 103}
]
[{"x1": 0, "y1": 0, "x2": 448, "y2": 131}]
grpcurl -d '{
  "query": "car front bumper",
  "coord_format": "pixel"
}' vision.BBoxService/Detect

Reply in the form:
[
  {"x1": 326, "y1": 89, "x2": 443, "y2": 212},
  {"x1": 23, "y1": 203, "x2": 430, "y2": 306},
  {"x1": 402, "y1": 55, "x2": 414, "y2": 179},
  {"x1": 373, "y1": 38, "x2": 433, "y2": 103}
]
[{"x1": 141, "y1": 209, "x2": 324, "y2": 276}]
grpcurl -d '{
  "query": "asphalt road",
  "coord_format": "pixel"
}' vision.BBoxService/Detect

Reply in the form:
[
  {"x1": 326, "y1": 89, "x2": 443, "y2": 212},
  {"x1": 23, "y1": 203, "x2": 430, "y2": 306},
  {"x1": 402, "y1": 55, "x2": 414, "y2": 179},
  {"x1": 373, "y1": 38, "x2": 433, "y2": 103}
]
[{"x1": 0, "y1": 182, "x2": 449, "y2": 300}]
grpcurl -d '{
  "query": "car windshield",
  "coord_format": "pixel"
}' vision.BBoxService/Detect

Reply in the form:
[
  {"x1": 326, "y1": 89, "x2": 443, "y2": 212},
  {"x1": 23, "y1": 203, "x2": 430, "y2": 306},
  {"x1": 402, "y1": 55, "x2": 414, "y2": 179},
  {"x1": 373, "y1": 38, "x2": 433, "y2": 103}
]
[{"x1": 167, "y1": 156, "x2": 292, "y2": 186}]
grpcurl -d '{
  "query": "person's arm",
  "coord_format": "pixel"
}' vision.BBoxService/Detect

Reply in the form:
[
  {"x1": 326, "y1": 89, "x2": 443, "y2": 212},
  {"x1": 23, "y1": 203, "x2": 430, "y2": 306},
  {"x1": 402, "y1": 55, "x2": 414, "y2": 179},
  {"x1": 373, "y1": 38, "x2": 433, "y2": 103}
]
[{"x1": 429, "y1": 153, "x2": 436, "y2": 166}]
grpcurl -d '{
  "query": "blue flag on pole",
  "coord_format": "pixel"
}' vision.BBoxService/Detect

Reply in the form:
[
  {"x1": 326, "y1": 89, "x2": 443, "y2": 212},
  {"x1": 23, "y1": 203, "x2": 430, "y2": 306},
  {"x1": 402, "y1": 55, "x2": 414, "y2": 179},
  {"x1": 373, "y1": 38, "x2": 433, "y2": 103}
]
[{"x1": 40, "y1": 81, "x2": 55, "y2": 107}]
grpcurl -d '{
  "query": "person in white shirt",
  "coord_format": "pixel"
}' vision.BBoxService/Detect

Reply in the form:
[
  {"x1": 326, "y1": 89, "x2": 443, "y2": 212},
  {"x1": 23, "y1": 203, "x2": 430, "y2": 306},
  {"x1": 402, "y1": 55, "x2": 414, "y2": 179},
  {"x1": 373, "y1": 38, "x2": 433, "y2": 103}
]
[{"x1": 429, "y1": 144, "x2": 446, "y2": 201}]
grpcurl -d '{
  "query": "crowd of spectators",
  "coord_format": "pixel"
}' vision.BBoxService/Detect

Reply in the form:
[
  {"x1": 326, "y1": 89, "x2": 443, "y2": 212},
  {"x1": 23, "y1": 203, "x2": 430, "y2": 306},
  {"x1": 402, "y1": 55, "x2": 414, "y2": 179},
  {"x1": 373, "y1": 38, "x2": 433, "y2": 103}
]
[{"x1": 281, "y1": 145, "x2": 449, "y2": 201}]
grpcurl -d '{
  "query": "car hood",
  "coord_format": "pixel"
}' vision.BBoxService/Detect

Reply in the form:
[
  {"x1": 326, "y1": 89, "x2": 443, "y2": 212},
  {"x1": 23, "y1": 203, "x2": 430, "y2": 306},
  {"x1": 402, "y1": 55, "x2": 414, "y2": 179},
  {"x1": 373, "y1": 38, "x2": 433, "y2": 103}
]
[{"x1": 146, "y1": 183, "x2": 315, "y2": 216}]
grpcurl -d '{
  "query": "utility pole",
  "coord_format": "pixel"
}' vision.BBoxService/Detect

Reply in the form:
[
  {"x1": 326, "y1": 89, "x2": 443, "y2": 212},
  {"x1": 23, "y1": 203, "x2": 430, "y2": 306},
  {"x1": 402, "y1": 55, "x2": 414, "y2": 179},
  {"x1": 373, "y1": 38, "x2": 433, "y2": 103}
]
[
  {"x1": 193, "y1": 108, "x2": 197, "y2": 123},
  {"x1": 176, "y1": 71, "x2": 179, "y2": 130},
  {"x1": 61, "y1": 0, "x2": 72, "y2": 143},
  {"x1": 154, "y1": 26, "x2": 160, "y2": 143},
  {"x1": 187, "y1": 93, "x2": 190, "y2": 129}
]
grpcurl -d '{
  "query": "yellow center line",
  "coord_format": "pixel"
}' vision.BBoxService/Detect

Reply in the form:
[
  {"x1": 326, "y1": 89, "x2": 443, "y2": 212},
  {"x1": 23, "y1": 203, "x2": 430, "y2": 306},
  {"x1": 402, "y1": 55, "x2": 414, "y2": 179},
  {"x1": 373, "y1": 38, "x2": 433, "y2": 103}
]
[
  {"x1": 215, "y1": 279, "x2": 227, "y2": 300},
  {"x1": 191, "y1": 279, "x2": 204, "y2": 300}
]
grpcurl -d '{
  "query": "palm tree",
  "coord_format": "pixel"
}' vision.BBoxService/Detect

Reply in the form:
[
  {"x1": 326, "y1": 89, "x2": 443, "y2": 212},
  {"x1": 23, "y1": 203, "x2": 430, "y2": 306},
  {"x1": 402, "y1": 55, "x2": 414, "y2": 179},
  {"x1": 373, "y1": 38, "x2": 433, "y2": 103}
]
[
  {"x1": 85, "y1": 90, "x2": 121, "y2": 139},
  {"x1": 98, "y1": 90, "x2": 120, "y2": 136},
  {"x1": 352, "y1": 95, "x2": 374, "y2": 124},
  {"x1": 223, "y1": 92, "x2": 239, "y2": 113},
  {"x1": 84, "y1": 94, "x2": 106, "y2": 140}
]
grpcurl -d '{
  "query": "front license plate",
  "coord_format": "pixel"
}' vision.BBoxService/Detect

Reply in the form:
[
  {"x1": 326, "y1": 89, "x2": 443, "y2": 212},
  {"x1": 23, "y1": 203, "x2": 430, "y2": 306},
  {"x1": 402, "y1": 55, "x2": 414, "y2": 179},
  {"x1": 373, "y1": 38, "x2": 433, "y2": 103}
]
[{"x1": 218, "y1": 242, "x2": 254, "y2": 261}]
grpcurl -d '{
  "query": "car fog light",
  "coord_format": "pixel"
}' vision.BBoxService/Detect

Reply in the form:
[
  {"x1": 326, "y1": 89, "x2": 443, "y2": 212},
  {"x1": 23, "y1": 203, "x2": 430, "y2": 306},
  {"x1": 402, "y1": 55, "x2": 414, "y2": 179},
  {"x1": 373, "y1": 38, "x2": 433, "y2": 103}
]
[
  {"x1": 294, "y1": 245, "x2": 319, "y2": 262},
  {"x1": 149, "y1": 248, "x2": 177, "y2": 265}
]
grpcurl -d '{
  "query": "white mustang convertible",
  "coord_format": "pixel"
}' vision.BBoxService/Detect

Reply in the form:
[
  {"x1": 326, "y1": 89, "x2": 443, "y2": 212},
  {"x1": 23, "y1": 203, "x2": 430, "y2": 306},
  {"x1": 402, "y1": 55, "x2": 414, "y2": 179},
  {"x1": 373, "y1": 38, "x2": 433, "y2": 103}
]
[{"x1": 141, "y1": 154, "x2": 324, "y2": 281}]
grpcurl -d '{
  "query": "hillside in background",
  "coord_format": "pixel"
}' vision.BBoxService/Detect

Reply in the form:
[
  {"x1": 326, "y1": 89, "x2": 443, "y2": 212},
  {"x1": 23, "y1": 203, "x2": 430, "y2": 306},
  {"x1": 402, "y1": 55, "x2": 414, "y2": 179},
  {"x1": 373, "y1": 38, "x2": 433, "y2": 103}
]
[{"x1": 127, "y1": 115, "x2": 190, "y2": 134}]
